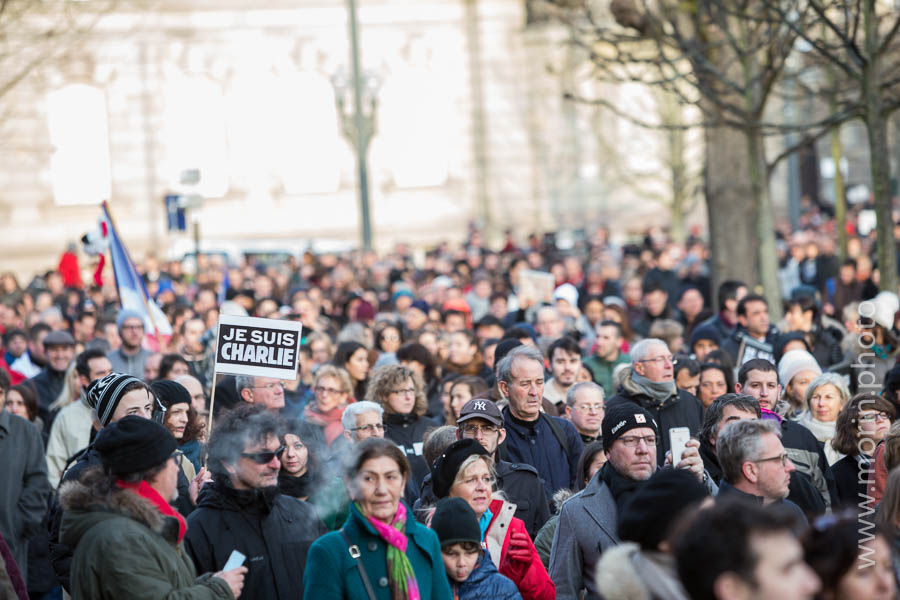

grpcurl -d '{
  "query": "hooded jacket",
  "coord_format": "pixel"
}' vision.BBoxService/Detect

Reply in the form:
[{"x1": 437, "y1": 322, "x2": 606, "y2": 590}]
[
  {"x1": 184, "y1": 479, "x2": 326, "y2": 600},
  {"x1": 57, "y1": 475, "x2": 232, "y2": 600},
  {"x1": 483, "y1": 498, "x2": 554, "y2": 600},
  {"x1": 608, "y1": 372, "x2": 704, "y2": 465},
  {"x1": 452, "y1": 551, "x2": 522, "y2": 600}
]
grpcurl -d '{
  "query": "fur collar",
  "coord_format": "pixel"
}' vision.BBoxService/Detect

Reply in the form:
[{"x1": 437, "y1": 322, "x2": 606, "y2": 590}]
[{"x1": 58, "y1": 475, "x2": 167, "y2": 536}]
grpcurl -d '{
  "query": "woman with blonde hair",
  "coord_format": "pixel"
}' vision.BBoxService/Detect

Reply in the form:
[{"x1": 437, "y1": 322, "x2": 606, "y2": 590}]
[
  {"x1": 430, "y1": 439, "x2": 554, "y2": 600},
  {"x1": 366, "y1": 364, "x2": 439, "y2": 488},
  {"x1": 304, "y1": 365, "x2": 354, "y2": 446}
]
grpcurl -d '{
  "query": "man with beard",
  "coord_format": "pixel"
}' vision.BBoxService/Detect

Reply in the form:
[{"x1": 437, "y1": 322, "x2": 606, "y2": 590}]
[
  {"x1": 107, "y1": 310, "x2": 153, "y2": 379},
  {"x1": 29, "y1": 330, "x2": 75, "y2": 428},
  {"x1": 543, "y1": 337, "x2": 582, "y2": 413},
  {"x1": 184, "y1": 404, "x2": 326, "y2": 600}
]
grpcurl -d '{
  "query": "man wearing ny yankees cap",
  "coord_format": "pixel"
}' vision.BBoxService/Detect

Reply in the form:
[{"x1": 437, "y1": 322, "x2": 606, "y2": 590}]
[
  {"x1": 455, "y1": 398, "x2": 550, "y2": 537},
  {"x1": 549, "y1": 403, "x2": 707, "y2": 600},
  {"x1": 413, "y1": 397, "x2": 551, "y2": 538}
]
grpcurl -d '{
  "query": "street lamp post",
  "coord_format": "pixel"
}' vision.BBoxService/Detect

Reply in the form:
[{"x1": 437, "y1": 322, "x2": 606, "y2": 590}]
[{"x1": 333, "y1": 0, "x2": 376, "y2": 252}]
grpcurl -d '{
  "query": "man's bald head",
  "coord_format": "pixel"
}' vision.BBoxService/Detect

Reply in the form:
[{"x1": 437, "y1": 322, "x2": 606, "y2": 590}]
[{"x1": 175, "y1": 374, "x2": 206, "y2": 413}]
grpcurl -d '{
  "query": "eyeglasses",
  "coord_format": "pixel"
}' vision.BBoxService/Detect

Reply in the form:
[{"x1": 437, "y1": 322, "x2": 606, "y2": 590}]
[
  {"x1": 254, "y1": 382, "x2": 285, "y2": 391},
  {"x1": 637, "y1": 355, "x2": 674, "y2": 366},
  {"x1": 240, "y1": 445, "x2": 285, "y2": 464},
  {"x1": 170, "y1": 449, "x2": 184, "y2": 468},
  {"x1": 351, "y1": 423, "x2": 385, "y2": 433},
  {"x1": 574, "y1": 403, "x2": 604, "y2": 413},
  {"x1": 389, "y1": 387, "x2": 416, "y2": 395},
  {"x1": 754, "y1": 453, "x2": 789, "y2": 466},
  {"x1": 315, "y1": 386, "x2": 344, "y2": 396},
  {"x1": 618, "y1": 435, "x2": 657, "y2": 447},
  {"x1": 460, "y1": 424, "x2": 500, "y2": 436},
  {"x1": 858, "y1": 412, "x2": 890, "y2": 423},
  {"x1": 120, "y1": 324, "x2": 144, "y2": 331}
]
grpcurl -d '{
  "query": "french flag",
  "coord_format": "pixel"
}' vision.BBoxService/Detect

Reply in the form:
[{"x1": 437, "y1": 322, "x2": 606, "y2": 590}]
[{"x1": 102, "y1": 201, "x2": 173, "y2": 349}]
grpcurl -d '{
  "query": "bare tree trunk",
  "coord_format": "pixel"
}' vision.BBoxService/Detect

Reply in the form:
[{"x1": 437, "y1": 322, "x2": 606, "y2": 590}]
[
  {"x1": 705, "y1": 120, "x2": 759, "y2": 307},
  {"x1": 747, "y1": 126, "x2": 783, "y2": 319},
  {"x1": 864, "y1": 0, "x2": 898, "y2": 293},
  {"x1": 830, "y1": 124, "x2": 848, "y2": 261}
]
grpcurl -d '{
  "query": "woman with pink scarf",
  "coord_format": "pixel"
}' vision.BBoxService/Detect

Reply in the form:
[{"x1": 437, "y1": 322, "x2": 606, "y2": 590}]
[{"x1": 303, "y1": 438, "x2": 452, "y2": 600}]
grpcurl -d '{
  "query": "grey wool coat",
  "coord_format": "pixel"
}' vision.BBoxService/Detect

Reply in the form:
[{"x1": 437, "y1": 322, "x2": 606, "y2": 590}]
[{"x1": 548, "y1": 471, "x2": 619, "y2": 600}]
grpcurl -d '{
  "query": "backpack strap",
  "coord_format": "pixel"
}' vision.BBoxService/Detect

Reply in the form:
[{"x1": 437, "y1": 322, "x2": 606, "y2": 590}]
[
  {"x1": 542, "y1": 413, "x2": 572, "y2": 462},
  {"x1": 339, "y1": 528, "x2": 377, "y2": 600}
]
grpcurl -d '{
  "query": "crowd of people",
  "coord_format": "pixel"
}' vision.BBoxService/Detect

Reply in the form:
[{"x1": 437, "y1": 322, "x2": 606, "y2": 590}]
[{"x1": 2, "y1": 213, "x2": 900, "y2": 599}]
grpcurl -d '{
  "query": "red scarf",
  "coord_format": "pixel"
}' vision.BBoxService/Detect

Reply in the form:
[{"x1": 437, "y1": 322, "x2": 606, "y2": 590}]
[{"x1": 116, "y1": 479, "x2": 186, "y2": 544}]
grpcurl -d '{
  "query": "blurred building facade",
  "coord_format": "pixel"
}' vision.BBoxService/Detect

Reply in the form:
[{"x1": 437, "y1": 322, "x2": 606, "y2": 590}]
[{"x1": 1, "y1": 0, "x2": 707, "y2": 279}]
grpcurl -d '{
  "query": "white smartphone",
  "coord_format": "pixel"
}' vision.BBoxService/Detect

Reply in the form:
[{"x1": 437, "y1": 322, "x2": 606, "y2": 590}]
[
  {"x1": 669, "y1": 427, "x2": 691, "y2": 467},
  {"x1": 223, "y1": 550, "x2": 246, "y2": 571}
]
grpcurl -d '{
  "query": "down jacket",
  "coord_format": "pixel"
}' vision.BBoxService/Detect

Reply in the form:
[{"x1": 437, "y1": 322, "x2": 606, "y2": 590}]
[
  {"x1": 485, "y1": 499, "x2": 555, "y2": 600},
  {"x1": 57, "y1": 474, "x2": 231, "y2": 600},
  {"x1": 453, "y1": 552, "x2": 522, "y2": 600}
]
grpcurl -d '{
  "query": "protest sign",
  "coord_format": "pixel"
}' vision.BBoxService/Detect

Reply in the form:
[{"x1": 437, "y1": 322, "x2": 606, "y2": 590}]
[
  {"x1": 213, "y1": 315, "x2": 302, "y2": 380},
  {"x1": 518, "y1": 269, "x2": 556, "y2": 306}
]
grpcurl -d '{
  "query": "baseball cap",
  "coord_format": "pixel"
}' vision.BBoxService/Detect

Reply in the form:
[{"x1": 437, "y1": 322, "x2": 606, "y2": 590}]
[{"x1": 456, "y1": 398, "x2": 503, "y2": 427}]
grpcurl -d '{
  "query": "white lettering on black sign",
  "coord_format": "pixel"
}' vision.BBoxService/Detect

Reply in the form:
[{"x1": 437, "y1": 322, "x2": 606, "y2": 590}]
[{"x1": 213, "y1": 314, "x2": 302, "y2": 379}]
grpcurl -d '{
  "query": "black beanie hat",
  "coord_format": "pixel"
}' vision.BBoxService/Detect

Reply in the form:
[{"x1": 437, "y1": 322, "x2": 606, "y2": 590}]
[
  {"x1": 150, "y1": 380, "x2": 192, "y2": 410},
  {"x1": 493, "y1": 339, "x2": 523, "y2": 367},
  {"x1": 432, "y1": 497, "x2": 482, "y2": 547},
  {"x1": 601, "y1": 402, "x2": 659, "y2": 452},
  {"x1": 617, "y1": 468, "x2": 708, "y2": 551},
  {"x1": 94, "y1": 415, "x2": 177, "y2": 476},
  {"x1": 87, "y1": 373, "x2": 147, "y2": 427},
  {"x1": 431, "y1": 438, "x2": 489, "y2": 499}
]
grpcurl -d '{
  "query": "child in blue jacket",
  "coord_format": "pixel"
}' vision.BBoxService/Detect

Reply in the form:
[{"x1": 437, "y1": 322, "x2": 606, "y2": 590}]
[{"x1": 431, "y1": 497, "x2": 522, "y2": 600}]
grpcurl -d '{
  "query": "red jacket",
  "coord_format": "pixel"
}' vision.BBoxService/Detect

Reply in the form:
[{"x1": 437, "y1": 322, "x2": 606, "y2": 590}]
[{"x1": 485, "y1": 498, "x2": 554, "y2": 600}]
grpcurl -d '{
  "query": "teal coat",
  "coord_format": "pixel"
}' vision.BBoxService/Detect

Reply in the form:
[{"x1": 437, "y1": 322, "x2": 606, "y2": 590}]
[{"x1": 303, "y1": 502, "x2": 452, "y2": 600}]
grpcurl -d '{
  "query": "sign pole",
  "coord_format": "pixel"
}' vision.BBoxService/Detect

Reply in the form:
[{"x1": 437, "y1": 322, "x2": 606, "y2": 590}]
[{"x1": 206, "y1": 370, "x2": 218, "y2": 444}]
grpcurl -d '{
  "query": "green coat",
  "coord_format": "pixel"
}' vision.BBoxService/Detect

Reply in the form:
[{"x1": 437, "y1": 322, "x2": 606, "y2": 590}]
[
  {"x1": 303, "y1": 502, "x2": 452, "y2": 600},
  {"x1": 58, "y1": 477, "x2": 232, "y2": 600},
  {"x1": 583, "y1": 352, "x2": 631, "y2": 398}
]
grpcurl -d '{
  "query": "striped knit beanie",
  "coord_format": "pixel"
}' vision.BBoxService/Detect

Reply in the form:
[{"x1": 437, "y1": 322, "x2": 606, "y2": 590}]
[{"x1": 87, "y1": 372, "x2": 146, "y2": 426}]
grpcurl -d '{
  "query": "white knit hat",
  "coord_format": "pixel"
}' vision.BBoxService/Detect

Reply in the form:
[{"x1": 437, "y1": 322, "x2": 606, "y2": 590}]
[
  {"x1": 777, "y1": 349, "x2": 822, "y2": 387},
  {"x1": 553, "y1": 283, "x2": 579, "y2": 307},
  {"x1": 871, "y1": 291, "x2": 900, "y2": 330}
]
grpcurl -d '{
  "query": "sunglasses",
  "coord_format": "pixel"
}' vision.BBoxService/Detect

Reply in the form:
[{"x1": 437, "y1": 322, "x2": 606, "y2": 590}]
[{"x1": 240, "y1": 445, "x2": 285, "y2": 464}]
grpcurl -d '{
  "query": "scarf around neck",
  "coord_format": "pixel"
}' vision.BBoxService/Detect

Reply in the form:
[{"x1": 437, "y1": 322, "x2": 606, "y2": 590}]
[
  {"x1": 626, "y1": 372, "x2": 677, "y2": 406},
  {"x1": 116, "y1": 479, "x2": 186, "y2": 544},
  {"x1": 355, "y1": 501, "x2": 420, "y2": 600}
]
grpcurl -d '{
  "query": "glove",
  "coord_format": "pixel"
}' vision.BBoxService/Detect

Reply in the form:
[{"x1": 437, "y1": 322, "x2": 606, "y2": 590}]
[{"x1": 506, "y1": 531, "x2": 534, "y2": 565}]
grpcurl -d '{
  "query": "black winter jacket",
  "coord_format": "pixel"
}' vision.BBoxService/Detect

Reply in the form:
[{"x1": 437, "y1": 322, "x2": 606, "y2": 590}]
[
  {"x1": 500, "y1": 408, "x2": 583, "y2": 499},
  {"x1": 384, "y1": 412, "x2": 440, "y2": 489},
  {"x1": 415, "y1": 459, "x2": 550, "y2": 538},
  {"x1": 184, "y1": 479, "x2": 326, "y2": 600}
]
